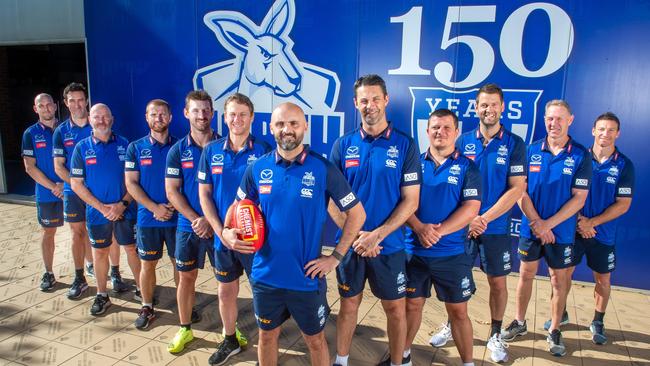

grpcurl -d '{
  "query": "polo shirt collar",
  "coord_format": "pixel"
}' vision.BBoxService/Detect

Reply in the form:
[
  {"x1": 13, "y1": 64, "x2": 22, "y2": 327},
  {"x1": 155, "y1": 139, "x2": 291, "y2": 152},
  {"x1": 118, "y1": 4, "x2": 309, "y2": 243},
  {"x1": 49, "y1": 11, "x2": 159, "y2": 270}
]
[
  {"x1": 223, "y1": 134, "x2": 255, "y2": 152},
  {"x1": 359, "y1": 122, "x2": 393, "y2": 140},
  {"x1": 186, "y1": 130, "x2": 218, "y2": 147},
  {"x1": 589, "y1": 146, "x2": 620, "y2": 163},
  {"x1": 37, "y1": 120, "x2": 57, "y2": 133},
  {"x1": 424, "y1": 147, "x2": 460, "y2": 162},
  {"x1": 274, "y1": 145, "x2": 309, "y2": 166},
  {"x1": 148, "y1": 133, "x2": 173, "y2": 147},
  {"x1": 91, "y1": 131, "x2": 116, "y2": 145},
  {"x1": 474, "y1": 125, "x2": 504, "y2": 141},
  {"x1": 541, "y1": 135, "x2": 574, "y2": 154}
]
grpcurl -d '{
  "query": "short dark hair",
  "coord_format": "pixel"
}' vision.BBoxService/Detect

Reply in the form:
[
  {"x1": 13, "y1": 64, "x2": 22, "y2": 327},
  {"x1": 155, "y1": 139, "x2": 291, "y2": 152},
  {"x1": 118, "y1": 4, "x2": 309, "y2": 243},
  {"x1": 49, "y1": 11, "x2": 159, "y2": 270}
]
[
  {"x1": 594, "y1": 111, "x2": 620, "y2": 130},
  {"x1": 353, "y1": 74, "x2": 387, "y2": 98},
  {"x1": 476, "y1": 83, "x2": 504, "y2": 103},
  {"x1": 146, "y1": 99, "x2": 171, "y2": 114},
  {"x1": 185, "y1": 90, "x2": 213, "y2": 110},
  {"x1": 224, "y1": 93, "x2": 254, "y2": 115},
  {"x1": 63, "y1": 82, "x2": 87, "y2": 100},
  {"x1": 428, "y1": 108, "x2": 459, "y2": 128}
]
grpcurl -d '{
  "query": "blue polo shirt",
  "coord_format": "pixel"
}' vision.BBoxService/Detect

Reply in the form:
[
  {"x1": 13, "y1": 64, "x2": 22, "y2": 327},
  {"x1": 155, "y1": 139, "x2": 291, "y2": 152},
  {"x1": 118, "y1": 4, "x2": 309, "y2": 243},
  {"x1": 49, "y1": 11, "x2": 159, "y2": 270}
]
[
  {"x1": 330, "y1": 124, "x2": 421, "y2": 255},
  {"x1": 125, "y1": 134, "x2": 179, "y2": 228},
  {"x1": 581, "y1": 148, "x2": 635, "y2": 245},
  {"x1": 21, "y1": 121, "x2": 62, "y2": 202},
  {"x1": 521, "y1": 137, "x2": 592, "y2": 244},
  {"x1": 198, "y1": 135, "x2": 272, "y2": 250},
  {"x1": 165, "y1": 132, "x2": 219, "y2": 233},
  {"x1": 456, "y1": 126, "x2": 526, "y2": 235},
  {"x1": 70, "y1": 133, "x2": 136, "y2": 225},
  {"x1": 237, "y1": 147, "x2": 359, "y2": 291},
  {"x1": 52, "y1": 119, "x2": 92, "y2": 193},
  {"x1": 405, "y1": 149, "x2": 482, "y2": 257}
]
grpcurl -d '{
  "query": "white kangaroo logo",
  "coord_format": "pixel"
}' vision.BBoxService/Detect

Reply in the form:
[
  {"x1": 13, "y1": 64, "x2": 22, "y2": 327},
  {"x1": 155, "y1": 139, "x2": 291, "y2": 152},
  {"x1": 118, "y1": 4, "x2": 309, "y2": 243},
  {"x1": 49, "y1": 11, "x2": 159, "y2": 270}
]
[{"x1": 194, "y1": 0, "x2": 340, "y2": 114}]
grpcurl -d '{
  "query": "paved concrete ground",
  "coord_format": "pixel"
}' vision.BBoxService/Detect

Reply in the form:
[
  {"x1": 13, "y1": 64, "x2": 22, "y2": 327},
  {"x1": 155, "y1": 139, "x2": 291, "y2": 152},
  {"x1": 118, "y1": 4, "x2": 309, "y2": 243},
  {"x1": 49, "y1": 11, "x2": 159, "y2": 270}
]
[{"x1": 1, "y1": 202, "x2": 649, "y2": 365}]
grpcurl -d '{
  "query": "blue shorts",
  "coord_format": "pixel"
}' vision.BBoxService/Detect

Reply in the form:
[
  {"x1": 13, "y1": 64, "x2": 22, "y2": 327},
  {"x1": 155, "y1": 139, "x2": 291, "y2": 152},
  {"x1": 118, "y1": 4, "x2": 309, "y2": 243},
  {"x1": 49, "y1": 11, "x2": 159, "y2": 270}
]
[
  {"x1": 87, "y1": 219, "x2": 136, "y2": 249},
  {"x1": 136, "y1": 226, "x2": 176, "y2": 261},
  {"x1": 251, "y1": 280, "x2": 330, "y2": 336},
  {"x1": 517, "y1": 237, "x2": 573, "y2": 269},
  {"x1": 63, "y1": 192, "x2": 86, "y2": 223},
  {"x1": 36, "y1": 201, "x2": 64, "y2": 228},
  {"x1": 406, "y1": 253, "x2": 475, "y2": 303},
  {"x1": 573, "y1": 236, "x2": 616, "y2": 274},
  {"x1": 174, "y1": 230, "x2": 215, "y2": 272},
  {"x1": 469, "y1": 234, "x2": 513, "y2": 277},
  {"x1": 214, "y1": 248, "x2": 254, "y2": 283},
  {"x1": 336, "y1": 250, "x2": 407, "y2": 300}
]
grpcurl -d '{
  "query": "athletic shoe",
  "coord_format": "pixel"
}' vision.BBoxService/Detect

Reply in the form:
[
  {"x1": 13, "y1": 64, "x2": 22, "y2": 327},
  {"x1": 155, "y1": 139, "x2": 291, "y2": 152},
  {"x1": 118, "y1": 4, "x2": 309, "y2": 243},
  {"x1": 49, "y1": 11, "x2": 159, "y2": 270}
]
[
  {"x1": 39, "y1": 272, "x2": 56, "y2": 291},
  {"x1": 167, "y1": 327, "x2": 194, "y2": 354},
  {"x1": 543, "y1": 310, "x2": 570, "y2": 331},
  {"x1": 111, "y1": 272, "x2": 130, "y2": 293},
  {"x1": 222, "y1": 325, "x2": 248, "y2": 348},
  {"x1": 547, "y1": 329, "x2": 566, "y2": 356},
  {"x1": 208, "y1": 337, "x2": 241, "y2": 365},
  {"x1": 191, "y1": 307, "x2": 202, "y2": 323},
  {"x1": 134, "y1": 306, "x2": 156, "y2": 330},
  {"x1": 90, "y1": 295, "x2": 111, "y2": 316},
  {"x1": 502, "y1": 320, "x2": 527, "y2": 342},
  {"x1": 67, "y1": 277, "x2": 89, "y2": 299},
  {"x1": 376, "y1": 354, "x2": 411, "y2": 366},
  {"x1": 590, "y1": 320, "x2": 608, "y2": 345},
  {"x1": 85, "y1": 263, "x2": 95, "y2": 278},
  {"x1": 134, "y1": 289, "x2": 142, "y2": 302},
  {"x1": 429, "y1": 323, "x2": 452, "y2": 347},
  {"x1": 487, "y1": 333, "x2": 509, "y2": 363}
]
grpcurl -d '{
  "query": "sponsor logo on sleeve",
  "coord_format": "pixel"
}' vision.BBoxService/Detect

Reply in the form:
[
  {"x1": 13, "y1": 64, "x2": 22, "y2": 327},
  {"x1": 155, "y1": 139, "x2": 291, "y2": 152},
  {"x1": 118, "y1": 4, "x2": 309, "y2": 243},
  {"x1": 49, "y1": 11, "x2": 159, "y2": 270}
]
[
  {"x1": 575, "y1": 178, "x2": 588, "y2": 186},
  {"x1": 125, "y1": 161, "x2": 135, "y2": 169},
  {"x1": 404, "y1": 172, "x2": 418, "y2": 182},
  {"x1": 237, "y1": 187, "x2": 246, "y2": 199},
  {"x1": 23, "y1": 149, "x2": 34, "y2": 156},
  {"x1": 510, "y1": 165, "x2": 524, "y2": 173},
  {"x1": 198, "y1": 171, "x2": 206, "y2": 180},
  {"x1": 339, "y1": 192, "x2": 356, "y2": 208},
  {"x1": 53, "y1": 148, "x2": 64, "y2": 155},
  {"x1": 618, "y1": 187, "x2": 632, "y2": 195},
  {"x1": 72, "y1": 168, "x2": 83, "y2": 175},
  {"x1": 463, "y1": 188, "x2": 478, "y2": 197},
  {"x1": 167, "y1": 167, "x2": 180, "y2": 176}
]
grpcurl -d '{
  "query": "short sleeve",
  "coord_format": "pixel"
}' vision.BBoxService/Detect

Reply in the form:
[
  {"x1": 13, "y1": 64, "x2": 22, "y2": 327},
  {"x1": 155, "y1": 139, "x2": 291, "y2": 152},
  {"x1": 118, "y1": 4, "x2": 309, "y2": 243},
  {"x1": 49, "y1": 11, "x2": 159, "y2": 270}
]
[
  {"x1": 401, "y1": 139, "x2": 421, "y2": 186},
  {"x1": 326, "y1": 162, "x2": 359, "y2": 211},
  {"x1": 236, "y1": 164, "x2": 259, "y2": 204},
  {"x1": 124, "y1": 143, "x2": 139, "y2": 171},
  {"x1": 461, "y1": 160, "x2": 482, "y2": 201},
  {"x1": 616, "y1": 159, "x2": 635, "y2": 197},
  {"x1": 52, "y1": 128, "x2": 65, "y2": 158},
  {"x1": 508, "y1": 135, "x2": 527, "y2": 176},
  {"x1": 165, "y1": 144, "x2": 182, "y2": 179},
  {"x1": 197, "y1": 148, "x2": 210, "y2": 184},
  {"x1": 572, "y1": 150, "x2": 592, "y2": 190},
  {"x1": 70, "y1": 144, "x2": 85, "y2": 178},
  {"x1": 21, "y1": 130, "x2": 34, "y2": 157},
  {"x1": 329, "y1": 137, "x2": 342, "y2": 171}
]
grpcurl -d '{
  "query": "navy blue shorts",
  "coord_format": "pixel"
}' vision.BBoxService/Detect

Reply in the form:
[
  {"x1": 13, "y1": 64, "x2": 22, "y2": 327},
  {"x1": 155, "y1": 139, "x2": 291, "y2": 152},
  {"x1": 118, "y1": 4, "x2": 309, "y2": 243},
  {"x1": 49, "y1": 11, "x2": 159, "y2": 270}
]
[
  {"x1": 251, "y1": 280, "x2": 330, "y2": 336},
  {"x1": 63, "y1": 192, "x2": 86, "y2": 223},
  {"x1": 214, "y1": 248, "x2": 254, "y2": 283},
  {"x1": 136, "y1": 226, "x2": 176, "y2": 261},
  {"x1": 406, "y1": 253, "x2": 475, "y2": 303},
  {"x1": 174, "y1": 230, "x2": 215, "y2": 272},
  {"x1": 36, "y1": 201, "x2": 64, "y2": 228},
  {"x1": 469, "y1": 234, "x2": 513, "y2": 277},
  {"x1": 336, "y1": 250, "x2": 407, "y2": 300},
  {"x1": 573, "y1": 236, "x2": 616, "y2": 274},
  {"x1": 87, "y1": 219, "x2": 136, "y2": 249},
  {"x1": 517, "y1": 237, "x2": 573, "y2": 269}
]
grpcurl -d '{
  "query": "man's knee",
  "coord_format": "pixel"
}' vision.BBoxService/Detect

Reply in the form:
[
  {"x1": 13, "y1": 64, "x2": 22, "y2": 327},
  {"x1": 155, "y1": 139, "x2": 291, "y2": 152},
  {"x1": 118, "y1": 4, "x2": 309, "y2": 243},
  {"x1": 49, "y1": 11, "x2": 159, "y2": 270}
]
[
  {"x1": 93, "y1": 247, "x2": 110, "y2": 259},
  {"x1": 259, "y1": 328, "x2": 281, "y2": 345},
  {"x1": 406, "y1": 298, "x2": 425, "y2": 314},
  {"x1": 339, "y1": 295, "x2": 362, "y2": 315},
  {"x1": 594, "y1": 273, "x2": 611, "y2": 288},
  {"x1": 550, "y1": 269, "x2": 569, "y2": 291},
  {"x1": 141, "y1": 260, "x2": 158, "y2": 271},
  {"x1": 487, "y1": 275, "x2": 507, "y2": 292},
  {"x1": 303, "y1": 331, "x2": 326, "y2": 352},
  {"x1": 381, "y1": 298, "x2": 406, "y2": 318},
  {"x1": 218, "y1": 280, "x2": 239, "y2": 299},
  {"x1": 447, "y1": 303, "x2": 469, "y2": 322}
]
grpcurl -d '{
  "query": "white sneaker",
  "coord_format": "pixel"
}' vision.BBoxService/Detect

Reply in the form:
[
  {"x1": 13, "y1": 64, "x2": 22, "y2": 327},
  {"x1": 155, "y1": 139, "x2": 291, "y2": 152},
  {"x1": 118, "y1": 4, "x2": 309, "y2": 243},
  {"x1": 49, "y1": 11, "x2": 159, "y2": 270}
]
[
  {"x1": 429, "y1": 323, "x2": 452, "y2": 347},
  {"x1": 487, "y1": 333, "x2": 509, "y2": 363}
]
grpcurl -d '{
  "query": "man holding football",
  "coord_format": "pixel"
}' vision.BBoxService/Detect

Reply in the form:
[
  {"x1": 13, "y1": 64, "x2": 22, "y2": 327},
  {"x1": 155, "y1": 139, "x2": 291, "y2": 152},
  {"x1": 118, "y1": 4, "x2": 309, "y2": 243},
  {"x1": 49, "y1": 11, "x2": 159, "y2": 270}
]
[{"x1": 223, "y1": 102, "x2": 366, "y2": 366}]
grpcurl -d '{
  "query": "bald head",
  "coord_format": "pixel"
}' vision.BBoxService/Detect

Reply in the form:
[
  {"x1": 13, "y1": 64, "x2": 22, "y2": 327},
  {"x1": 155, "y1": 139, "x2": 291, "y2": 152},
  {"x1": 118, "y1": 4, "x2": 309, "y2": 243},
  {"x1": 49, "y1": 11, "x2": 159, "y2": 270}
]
[
  {"x1": 90, "y1": 103, "x2": 112, "y2": 117},
  {"x1": 33, "y1": 93, "x2": 57, "y2": 123},
  {"x1": 270, "y1": 102, "x2": 307, "y2": 152},
  {"x1": 34, "y1": 93, "x2": 53, "y2": 105},
  {"x1": 89, "y1": 103, "x2": 114, "y2": 137}
]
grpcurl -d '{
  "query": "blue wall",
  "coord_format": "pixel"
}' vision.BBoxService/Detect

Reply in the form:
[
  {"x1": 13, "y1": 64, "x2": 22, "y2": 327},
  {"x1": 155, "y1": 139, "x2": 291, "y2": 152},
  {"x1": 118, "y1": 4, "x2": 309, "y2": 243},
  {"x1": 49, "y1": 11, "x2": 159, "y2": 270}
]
[{"x1": 84, "y1": 0, "x2": 650, "y2": 290}]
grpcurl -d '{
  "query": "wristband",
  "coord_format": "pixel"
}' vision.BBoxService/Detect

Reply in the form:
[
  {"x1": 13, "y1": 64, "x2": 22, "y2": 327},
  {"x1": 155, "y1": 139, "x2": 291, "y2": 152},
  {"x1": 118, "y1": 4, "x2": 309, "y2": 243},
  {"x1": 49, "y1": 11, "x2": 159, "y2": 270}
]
[
  {"x1": 121, "y1": 200, "x2": 130, "y2": 207},
  {"x1": 331, "y1": 250, "x2": 344, "y2": 261}
]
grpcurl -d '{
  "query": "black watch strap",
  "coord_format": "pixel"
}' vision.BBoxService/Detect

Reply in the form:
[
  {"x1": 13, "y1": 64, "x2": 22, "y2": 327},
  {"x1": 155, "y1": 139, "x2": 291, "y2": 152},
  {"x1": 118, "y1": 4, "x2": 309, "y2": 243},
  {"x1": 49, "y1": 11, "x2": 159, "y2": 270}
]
[
  {"x1": 121, "y1": 200, "x2": 130, "y2": 207},
  {"x1": 331, "y1": 250, "x2": 344, "y2": 261}
]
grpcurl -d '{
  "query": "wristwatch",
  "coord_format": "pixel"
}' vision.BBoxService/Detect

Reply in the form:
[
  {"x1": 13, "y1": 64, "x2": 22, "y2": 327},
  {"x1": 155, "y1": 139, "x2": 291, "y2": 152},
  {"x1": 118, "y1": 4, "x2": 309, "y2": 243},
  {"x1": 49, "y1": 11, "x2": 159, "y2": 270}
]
[
  {"x1": 121, "y1": 200, "x2": 130, "y2": 207},
  {"x1": 331, "y1": 250, "x2": 343, "y2": 261}
]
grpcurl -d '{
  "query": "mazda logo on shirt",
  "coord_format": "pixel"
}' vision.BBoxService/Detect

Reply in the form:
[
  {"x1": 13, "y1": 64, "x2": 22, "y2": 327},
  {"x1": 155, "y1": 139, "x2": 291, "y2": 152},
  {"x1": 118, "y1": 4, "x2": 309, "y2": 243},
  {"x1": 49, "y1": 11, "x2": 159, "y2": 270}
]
[
  {"x1": 260, "y1": 169, "x2": 274, "y2": 183},
  {"x1": 140, "y1": 149, "x2": 152, "y2": 158},
  {"x1": 181, "y1": 149, "x2": 193, "y2": 160},
  {"x1": 465, "y1": 143, "x2": 476, "y2": 152},
  {"x1": 530, "y1": 154, "x2": 542, "y2": 163},
  {"x1": 212, "y1": 154, "x2": 224, "y2": 164}
]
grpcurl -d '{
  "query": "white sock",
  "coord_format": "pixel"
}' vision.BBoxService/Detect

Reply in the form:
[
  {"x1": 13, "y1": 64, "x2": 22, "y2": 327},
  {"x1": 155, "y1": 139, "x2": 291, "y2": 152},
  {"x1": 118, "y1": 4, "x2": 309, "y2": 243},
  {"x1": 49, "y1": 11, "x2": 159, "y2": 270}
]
[
  {"x1": 334, "y1": 354, "x2": 349, "y2": 366},
  {"x1": 403, "y1": 348, "x2": 411, "y2": 358},
  {"x1": 463, "y1": 363, "x2": 475, "y2": 366},
  {"x1": 516, "y1": 319, "x2": 525, "y2": 326},
  {"x1": 143, "y1": 303, "x2": 153, "y2": 308},
  {"x1": 97, "y1": 292, "x2": 108, "y2": 297},
  {"x1": 47, "y1": 271, "x2": 54, "y2": 275}
]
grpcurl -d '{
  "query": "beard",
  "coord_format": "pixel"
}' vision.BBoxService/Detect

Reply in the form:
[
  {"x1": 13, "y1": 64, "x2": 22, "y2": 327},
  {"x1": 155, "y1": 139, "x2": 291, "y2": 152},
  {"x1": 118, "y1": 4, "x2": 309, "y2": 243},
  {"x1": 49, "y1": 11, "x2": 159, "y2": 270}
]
[
  {"x1": 150, "y1": 122, "x2": 169, "y2": 133},
  {"x1": 275, "y1": 132, "x2": 300, "y2": 151}
]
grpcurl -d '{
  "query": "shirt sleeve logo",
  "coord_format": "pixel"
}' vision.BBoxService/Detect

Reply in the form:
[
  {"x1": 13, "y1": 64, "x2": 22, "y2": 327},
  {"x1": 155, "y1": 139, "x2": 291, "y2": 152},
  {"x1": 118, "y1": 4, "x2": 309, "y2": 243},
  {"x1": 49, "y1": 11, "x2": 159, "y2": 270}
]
[
  {"x1": 463, "y1": 188, "x2": 478, "y2": 197},
  {"x1": 575, "y1": 178, "x2": 589, "y2": 186},
  {"x1": 339, "y1": 192, "x2": 356, "y2": 208},
  {"x1": 198, "y1": 171, "x2": 206, "y2": 180},
  {"x1": 23, "y1": 149, "x2": 34, "y2": 156},
  {"x1": 167, "y1": 167, "x2": 180, "y2": 175},
  {"x1": 404, "y1": 172, "x2": 418, "y2": 182},
  {"x1": 125, "y1": 161, "x2": 135, "y2": 169},
  {"x1": 510, "y1": 165, "x2": 524, "y2": 173},
  {"x1": 237, "y1": 187, "x2": 246, "y2": 199},
  {"x1": 53, "y1": 148, "x2": 64, "y2": 155},
  {"x1": 72, "y1": 168, "x2": 83, "y2": 175},
  {"x1": 618, "y1": 187, "x2": 632, "y2": 195}
]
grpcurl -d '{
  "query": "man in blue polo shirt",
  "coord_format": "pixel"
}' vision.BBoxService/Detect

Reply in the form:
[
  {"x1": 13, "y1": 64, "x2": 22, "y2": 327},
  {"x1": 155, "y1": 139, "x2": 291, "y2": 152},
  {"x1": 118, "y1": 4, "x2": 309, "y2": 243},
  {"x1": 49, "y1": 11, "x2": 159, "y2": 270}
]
[
  {"x1": 573, "y1": 112, "x2": 634, "y2": 345},
  {"x1": 429, "y1": 84, "x2": 525, "y2": 363},
  {"x1": 165, "y1": 90, "x2": 219, "y2": 354},
  {"x1": 329, "y1": 75, "x2": 420, "y2": 366},
  {"x1": 222, "y1": 102, "x2": 365, "y2": 366},
  {"x1": 502, "y1": 100, "x2": 592, "y2": 357},
  {"x1": 125, "y1": 99, "x2": 178, "y2": 330},
  {"x1": 70, "y1": 103, "x2": 141, "y2": 316},
  {"x1": 405, "y1": 108, "x2": 482, "y2": 366},
  {"x1": 198, "y1": 93, "x2": 271, "y2": 365},
  {"x1": 54, "y1": 82, "x2": 128, "y2": 299},
  {"x1": 22, "y1": 93, "x2": 64, "y2": 292}
]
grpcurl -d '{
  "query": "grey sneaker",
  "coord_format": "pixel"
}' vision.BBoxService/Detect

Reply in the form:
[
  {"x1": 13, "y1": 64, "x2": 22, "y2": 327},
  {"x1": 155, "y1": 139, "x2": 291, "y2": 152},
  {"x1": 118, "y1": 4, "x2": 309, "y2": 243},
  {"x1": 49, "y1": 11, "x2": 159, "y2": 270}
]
[
  {"x1": 590, "y1": 320, "x2": 607, "y2": 345},
  {"x1": 67, "y1": 277, "x2": 89, "y2": 299},
  {"x1": 502, "y1": 319, "x2": 527, "y2": 342},
  {"x1": 376, "y1": 354, "x2": 411, "y2": 366},
  {"x1": 90, "y1": 294, "x2": 112, "y2": 316},
  {"x1": 111, "y1": 272, "x2": 130, "y2": 293},
  {"x1": 85, "y1": 263, "x2": 95, "y2": 278},
  {"x1": 39, "y1": 272, "x2": 56, "y2": 291},
  {"x1": 208, "y1": 338, "x2": 241, "y2": 365},
  {"x1": 134, "y1": 306, "x2": 156, "y2": 330},
  {"x1": 543, "y1": 310, "x2": 569, "y2": 331},
  {"x1": 547, "y1": 329, "x2": 566, "y2": 356}
]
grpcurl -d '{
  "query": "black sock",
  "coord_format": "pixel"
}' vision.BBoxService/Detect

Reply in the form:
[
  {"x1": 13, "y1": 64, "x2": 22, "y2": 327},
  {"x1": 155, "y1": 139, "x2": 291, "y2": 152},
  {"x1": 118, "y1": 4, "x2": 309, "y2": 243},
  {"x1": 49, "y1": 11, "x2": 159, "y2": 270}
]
[
  {"x1": 181, "y1": 323, "x2": 191, "y2": 330},
  {"x1": 111, "y1": 265, "x2": 119, "y2": 275},
  {"x1": 491, "y1": 319, "x2": 503, "y2": 336},
  {"x1": 225, "y1": 333, "x2": 238, "y2": 343},
  {"x1": 594, "y1": 310, "x2": 605, "y2": 322},
  {"x1": 75, "y1": 268, "x2": 85, "y2": 280}
]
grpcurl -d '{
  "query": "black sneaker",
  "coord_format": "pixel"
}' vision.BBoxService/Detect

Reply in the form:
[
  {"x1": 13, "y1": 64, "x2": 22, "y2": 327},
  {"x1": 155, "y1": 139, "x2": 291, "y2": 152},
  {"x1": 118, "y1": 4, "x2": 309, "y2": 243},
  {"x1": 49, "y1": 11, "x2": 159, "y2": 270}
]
[
  {"x1": 590, "y1": 320, "x2": 608, "y2": 345},
  {"x1": 376, "y1": 353, "x2": 412, "y2": 366},
  {"x1": 111, "y1": 272, "x2": 130, "y2": 293},
  {"x1": 39, "y1": 272, "x2": 56, "y2": 291},
  {"x1": 547, "y1": 329, "x2": 566, "y2": 356},
  {"x1": 191, "y1": 307, "x2": 202, "y2": 323},
  {"x1": 134, "y1": 289, "x2": 142, "y2": 302},
  {"x1": 502, "y1": 319, "x2": 527, "y2": 342},
  {"x1": 85, "y1": 263, "x2": 95, "y2": 278},
  {"x1": 134, "y1": 306, "x2": 156, "y2": 330},
  {"x1": 67, "y1": 277, "x2": 89, "y2": 299},
  {"x1": 90, "y1": 294, "x2": 112, "y2": 316},
  {"x1": 208, "y1": 338, "x2": 241, "y2": 365}
]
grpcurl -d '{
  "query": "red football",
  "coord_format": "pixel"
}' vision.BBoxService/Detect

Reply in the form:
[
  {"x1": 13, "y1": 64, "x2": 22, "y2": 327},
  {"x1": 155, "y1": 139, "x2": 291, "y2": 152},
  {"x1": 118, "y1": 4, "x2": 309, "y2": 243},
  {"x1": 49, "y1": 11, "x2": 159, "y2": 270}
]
[{"x1": 231, "y1": 199, "x2": 265, "y2": 252}]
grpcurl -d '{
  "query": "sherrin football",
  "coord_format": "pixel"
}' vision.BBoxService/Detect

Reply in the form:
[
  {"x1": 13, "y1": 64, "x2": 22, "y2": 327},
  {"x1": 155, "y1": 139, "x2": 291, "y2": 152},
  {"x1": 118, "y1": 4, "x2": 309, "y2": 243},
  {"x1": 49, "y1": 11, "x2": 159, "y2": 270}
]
[{"x1": 231, "y1": 199, "x2": 265, "y2": 252}]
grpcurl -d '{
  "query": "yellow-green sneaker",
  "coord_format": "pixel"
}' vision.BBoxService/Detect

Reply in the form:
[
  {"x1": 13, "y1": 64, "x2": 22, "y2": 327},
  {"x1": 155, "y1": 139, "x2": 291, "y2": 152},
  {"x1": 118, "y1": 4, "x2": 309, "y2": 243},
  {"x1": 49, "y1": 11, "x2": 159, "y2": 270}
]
[
  {"x1": 222, "y1": 325, "x2": 248, "y2": 348},
  {"x1": 168, "y1": 327, "x2": 194, "y2": 354}
]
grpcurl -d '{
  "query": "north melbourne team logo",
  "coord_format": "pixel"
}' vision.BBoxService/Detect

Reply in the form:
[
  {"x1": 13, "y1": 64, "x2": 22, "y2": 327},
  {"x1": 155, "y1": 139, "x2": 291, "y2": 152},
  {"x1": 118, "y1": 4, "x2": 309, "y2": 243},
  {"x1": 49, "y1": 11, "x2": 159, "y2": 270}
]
[{"x1": 302, "y1": 171, "x2": 315, "y2": 187}]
